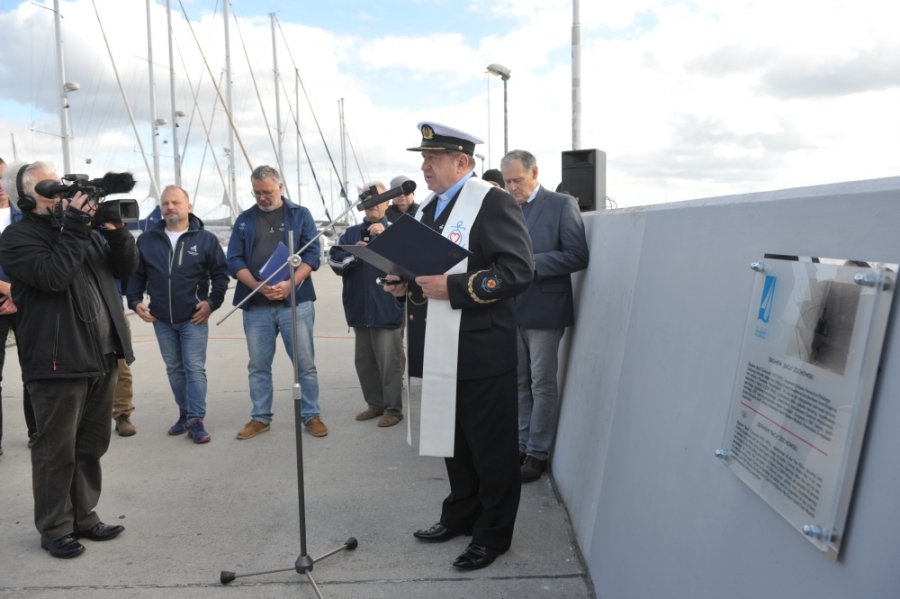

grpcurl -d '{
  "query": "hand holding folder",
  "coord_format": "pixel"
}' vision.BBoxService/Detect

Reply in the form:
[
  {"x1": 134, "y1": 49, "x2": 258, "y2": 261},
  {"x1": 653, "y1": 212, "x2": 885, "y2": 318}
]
[
  {"x1": 259, "y1": 242, "x2": 291, "y2": 284},
  {"x1": 336, "y1": 214, "x2": 472, "y2": 281}
]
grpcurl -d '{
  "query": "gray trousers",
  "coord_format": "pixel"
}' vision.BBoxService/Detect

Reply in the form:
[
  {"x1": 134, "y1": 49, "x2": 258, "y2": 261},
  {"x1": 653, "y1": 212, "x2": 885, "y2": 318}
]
[
  {"x1": 354, "y1": 327, "x2": 404, "y2": 414},
  {"x1": 29, "y1": 368, "x2": 118, "y2": 543},
  {"x1": 517, "y1": 327, "x2": 565, "y2": 460}
]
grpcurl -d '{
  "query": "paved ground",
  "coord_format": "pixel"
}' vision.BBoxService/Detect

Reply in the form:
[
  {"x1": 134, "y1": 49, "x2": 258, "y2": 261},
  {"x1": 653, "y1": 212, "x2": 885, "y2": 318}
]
[{"x1": 0, "y1": 271, "x2": 595, "y2": 598}]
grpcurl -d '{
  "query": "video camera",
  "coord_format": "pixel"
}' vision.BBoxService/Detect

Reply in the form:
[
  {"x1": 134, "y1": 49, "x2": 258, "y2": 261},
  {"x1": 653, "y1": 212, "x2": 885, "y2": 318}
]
[{"x1": 34, "y1": 172, "x2": 140, "y2": 227}]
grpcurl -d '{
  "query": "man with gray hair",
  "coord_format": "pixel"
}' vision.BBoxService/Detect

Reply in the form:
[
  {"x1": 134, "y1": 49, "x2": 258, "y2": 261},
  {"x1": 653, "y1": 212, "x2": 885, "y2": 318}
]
[
  {"x1": 0, "y1": 160, "x2": 137, "y2": 558},
  {"x1": 226, "y1": 165, "x2": 328, "y2": 439},
  {"x1": 385, "y1": 174, "x2": 419, "y2": 223},
  {"x1": 500, "y1": 149, "x2": 589, "y2": 483},
  {"x1": 328, "y1": 181, "x2": 405, "y2": 427}
]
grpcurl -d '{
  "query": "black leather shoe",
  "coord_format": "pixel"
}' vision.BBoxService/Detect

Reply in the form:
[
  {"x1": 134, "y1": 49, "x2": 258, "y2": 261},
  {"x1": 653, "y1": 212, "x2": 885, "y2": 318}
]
[
  {"x1": 521, "y1": 455, "x2": 547, "y2": 483},
  {"x1": 41, "y1": 534, "x2": 86, "y2": 559},
  {"x1": 413, "y1": 522, "x2": 466, "y2": 543},
  {"x1": 74, "y1": 522, "x2": 125, "y2": 541},
  {"x1": 452, "y1": 543, "x2": 502, "y2": 570}
]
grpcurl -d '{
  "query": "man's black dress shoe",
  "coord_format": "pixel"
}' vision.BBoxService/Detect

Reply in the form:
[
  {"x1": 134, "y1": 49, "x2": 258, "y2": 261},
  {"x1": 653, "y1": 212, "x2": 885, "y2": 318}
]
[
  {"x1": 41, "y1": 535, "x2": 86, "y2": 559},
  {"x1": 74, "y1": 522, "x2": 125, "y2": 541},
  {"x1": 452, "y1": 543, "x2": 502, "y2": 570},
  {"x1": 413, "y1": 522, "x2": 466, "y2": 543}
]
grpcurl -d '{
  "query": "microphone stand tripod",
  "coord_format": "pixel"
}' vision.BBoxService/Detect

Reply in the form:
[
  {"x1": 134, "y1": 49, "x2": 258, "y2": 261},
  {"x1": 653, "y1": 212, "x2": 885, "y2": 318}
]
[{"x1": 218, "y1": 206, "x2": 363, "y2": 596}]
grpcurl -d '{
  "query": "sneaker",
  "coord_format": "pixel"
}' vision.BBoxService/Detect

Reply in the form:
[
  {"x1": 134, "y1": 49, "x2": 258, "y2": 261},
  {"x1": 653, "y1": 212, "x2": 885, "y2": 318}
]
[
  {"x1": 377, "y1": 413, "x2": 403, "y2": 428},
  {"x1": 521, "y1": 455, "x2": 548, "y2": 483},
  {"x1": 236, "y1": 420, "x2": 270, "y2": 440},
  {"x1": 168, "y1": 411, "x2": 189, "y2": 436},
  {"x1": 304, "y1": 416, "x2": 328, "y2": 437},
  {"x1": 355, "y1": 407, "x2": 384, "y2": 421},
  {"x1": 186, "y1": 418, "x2": 211, "y2": 444},
  {"x1": 115, "y1": 415, "x2": 136, "y2": 437}
]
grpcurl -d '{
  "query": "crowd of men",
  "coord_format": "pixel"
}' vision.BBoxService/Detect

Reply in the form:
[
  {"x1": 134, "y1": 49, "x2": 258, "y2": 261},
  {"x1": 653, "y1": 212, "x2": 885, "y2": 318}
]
[{"x1": 0, "y1": 120, "x2": 589, "y2": 570}]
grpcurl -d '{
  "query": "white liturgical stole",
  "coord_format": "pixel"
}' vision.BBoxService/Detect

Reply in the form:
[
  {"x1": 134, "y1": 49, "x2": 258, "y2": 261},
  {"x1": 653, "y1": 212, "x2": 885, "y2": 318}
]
[{"x1": 411, "y1": 176, "x2": 489, "y2": 457}]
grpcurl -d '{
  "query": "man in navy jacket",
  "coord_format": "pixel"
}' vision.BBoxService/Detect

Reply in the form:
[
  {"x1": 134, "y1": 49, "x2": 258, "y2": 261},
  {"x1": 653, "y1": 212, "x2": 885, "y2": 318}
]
[
  {"x1": 501, "y1": 149, "x2": 589, "y2": 483},
  {"x1": 226, "y1": 165, "x2": 328, "y2": 439},
  {"x1": 127, "y1": 185, "x2": 228, "y2": 443},
  {"x1": 328, "y1": 182, "x2": 405, "y2": 427}
]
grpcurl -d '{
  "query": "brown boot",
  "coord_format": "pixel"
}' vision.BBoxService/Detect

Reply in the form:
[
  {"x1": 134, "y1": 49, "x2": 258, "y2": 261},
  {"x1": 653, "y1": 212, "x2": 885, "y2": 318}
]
[
  {"x1": 115, "y1": 414, "x2": 136, "y2": 437},
  {"x1": 304, "y1": 416, "x2": 328, "y2": 437}
]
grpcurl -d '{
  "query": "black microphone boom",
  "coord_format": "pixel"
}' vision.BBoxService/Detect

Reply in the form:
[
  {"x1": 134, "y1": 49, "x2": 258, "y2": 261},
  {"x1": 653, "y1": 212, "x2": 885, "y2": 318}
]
[{"x1": 357, "y1": 180, "x2": 416, "y2": 211}]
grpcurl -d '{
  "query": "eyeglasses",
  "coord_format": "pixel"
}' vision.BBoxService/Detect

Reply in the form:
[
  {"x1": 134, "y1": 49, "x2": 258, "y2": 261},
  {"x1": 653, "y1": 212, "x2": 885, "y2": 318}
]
[{"x1": 250, "y1": 189, "x2": 279, "y2": 199}]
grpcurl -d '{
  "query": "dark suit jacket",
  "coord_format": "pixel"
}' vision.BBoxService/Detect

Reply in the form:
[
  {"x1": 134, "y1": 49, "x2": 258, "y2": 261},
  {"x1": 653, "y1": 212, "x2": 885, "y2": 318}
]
[
  {"x1": 407, "y1": 183, "x2": 534, "y2": 380},
  {"x1": 514, "y1": 186, "x2": 589, "y2": 329}
]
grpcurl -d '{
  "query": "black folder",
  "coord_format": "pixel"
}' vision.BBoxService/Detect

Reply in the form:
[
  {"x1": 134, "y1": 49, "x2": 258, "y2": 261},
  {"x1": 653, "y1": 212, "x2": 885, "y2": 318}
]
[{"x1": 337, "y1": 214, "x2": 472, "y2": 280}]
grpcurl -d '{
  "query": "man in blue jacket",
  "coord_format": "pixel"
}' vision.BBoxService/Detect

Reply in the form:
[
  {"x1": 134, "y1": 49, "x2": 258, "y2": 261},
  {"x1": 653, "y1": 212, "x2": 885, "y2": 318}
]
[
  {"x1": 328, "y1": 182, "x2": 405, "y2": 427},
  {"x1": 226, "y1": 165, "x2": 328, "y2": 439},
  {"x1": 127, "y1": 185, "x2": 228, "y2": 444}
]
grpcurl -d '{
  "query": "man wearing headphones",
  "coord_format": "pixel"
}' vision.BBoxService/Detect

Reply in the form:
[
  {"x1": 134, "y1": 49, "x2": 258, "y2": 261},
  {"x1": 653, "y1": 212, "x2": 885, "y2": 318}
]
[{"x1": 0, "y1": 161, "x2": 137, "y2": 559}]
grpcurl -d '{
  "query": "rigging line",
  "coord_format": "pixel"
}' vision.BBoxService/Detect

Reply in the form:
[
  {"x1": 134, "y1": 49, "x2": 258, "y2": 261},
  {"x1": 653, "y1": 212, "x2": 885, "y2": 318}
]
[
  {"x1": 269, "y1": 60, "x2": 334, "y2": 217},
  {"x1": 228, "y1": 3, "x2": 287, "y2": 197},
  {"x1": 89, "y1": 0, "x2": 160, "y2": 199},
  {"x1": 174, "y1": 42, "x2": 229, "y2": 213},
  {"x1": 274, "y1": 17, "x2": 351, "y2": 209},
  {"x1": 346, "y1": 128, "x2": 367, "y2": 186},
  {"x1": 176, "y1": 0, "x2": 253, "y2": 171},
  {"x1": 287, "y1": 67, "x2": 336, "y2": 229}
]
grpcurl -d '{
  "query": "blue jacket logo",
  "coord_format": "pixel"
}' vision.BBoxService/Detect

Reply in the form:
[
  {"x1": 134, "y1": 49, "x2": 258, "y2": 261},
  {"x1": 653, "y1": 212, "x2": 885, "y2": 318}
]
[{"x1": 758, "y1": 275, "x2": 776, "y2": 323}]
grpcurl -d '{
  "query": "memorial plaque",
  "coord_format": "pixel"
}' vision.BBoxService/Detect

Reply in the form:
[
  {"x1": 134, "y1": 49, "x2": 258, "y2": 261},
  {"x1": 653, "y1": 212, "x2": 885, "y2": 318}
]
[{"x1": 719, "y1": 256, "x2": 896, "y2": 560}]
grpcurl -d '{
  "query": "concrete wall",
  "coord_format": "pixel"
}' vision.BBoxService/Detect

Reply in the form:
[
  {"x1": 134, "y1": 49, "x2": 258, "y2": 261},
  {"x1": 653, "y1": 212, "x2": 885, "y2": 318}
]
[{"x1": 553, "y1": 177, "x2": 900, "y2": 598}]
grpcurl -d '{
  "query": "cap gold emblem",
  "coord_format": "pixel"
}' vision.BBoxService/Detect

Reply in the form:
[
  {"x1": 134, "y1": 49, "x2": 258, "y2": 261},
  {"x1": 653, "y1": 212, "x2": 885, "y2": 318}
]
[{"x1": 422, "y1": 125, "x2": 435, "y2": 140}]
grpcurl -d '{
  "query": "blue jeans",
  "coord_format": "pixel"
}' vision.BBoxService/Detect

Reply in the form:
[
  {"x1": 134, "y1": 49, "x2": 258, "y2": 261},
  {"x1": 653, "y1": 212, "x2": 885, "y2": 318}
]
[
  {"x1": 242, "y1": 302, "x2": 319, "y2": 424},
  {"x1": 153, "y1": 320, "x2": 209, "y2": 419}
]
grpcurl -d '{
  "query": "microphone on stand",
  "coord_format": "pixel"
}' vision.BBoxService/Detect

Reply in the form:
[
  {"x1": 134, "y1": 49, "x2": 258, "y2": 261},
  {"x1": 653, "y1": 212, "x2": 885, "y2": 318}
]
[{"x1": 357, "y1": 180, "x2": 416, "y2": 211}]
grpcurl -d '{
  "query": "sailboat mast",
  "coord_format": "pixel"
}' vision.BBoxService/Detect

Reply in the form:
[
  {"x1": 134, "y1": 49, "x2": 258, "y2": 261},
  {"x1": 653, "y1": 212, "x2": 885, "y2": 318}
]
[
  {"x1": 271, "y1": 13, "x2": 284, "y2": 177},
  {"x1": 224, "y1": 0, "x2": 237, "y2": 216},
  {"x1": 167, "y1": 0, "x2": 182, "y2": 187},
  {"x1": 339, "y1": 98, "x2": 348, "y2": 200},
  {"x1": 146, "y1": 0, "x2": 162, "y2": 198},
  {"x1": 53, "y1": 0, "x2": 74, "y2": 174}
]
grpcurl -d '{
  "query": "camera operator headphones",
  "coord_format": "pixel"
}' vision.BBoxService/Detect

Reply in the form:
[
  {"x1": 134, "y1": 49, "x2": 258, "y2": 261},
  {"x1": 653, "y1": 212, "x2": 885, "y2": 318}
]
[{"x1": 15, "y1": 163, "x2": 36, "y2": 211}]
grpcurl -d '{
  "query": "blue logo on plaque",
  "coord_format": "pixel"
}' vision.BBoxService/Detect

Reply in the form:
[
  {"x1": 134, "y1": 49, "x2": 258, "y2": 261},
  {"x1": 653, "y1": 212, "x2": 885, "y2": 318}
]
[{"x1": 758, "y1": 275, "x2": 776, "y2": 324}]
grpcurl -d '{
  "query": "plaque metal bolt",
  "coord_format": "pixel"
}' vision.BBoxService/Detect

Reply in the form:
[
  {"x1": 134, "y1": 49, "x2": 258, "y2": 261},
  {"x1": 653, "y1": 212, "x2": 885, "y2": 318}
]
[
  {"x1": 802, "y1": 524, "x2": 839, "y2": 542},
  {"x1": 714, "y1": 449, "x2": 734, "y2": 460},
  {"x1": 802, "y1": 524, "x2": 824, "y2": 539},
  {"x1": 853, "y1": 273, "x2": 877, "y2": 287},
  {"x1": 750, "y1": 261, "x2": 765, "y2": 272}
]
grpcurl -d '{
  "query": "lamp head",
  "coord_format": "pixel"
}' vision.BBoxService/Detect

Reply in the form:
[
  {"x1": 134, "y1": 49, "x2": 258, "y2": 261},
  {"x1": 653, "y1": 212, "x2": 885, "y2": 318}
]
[{"x1": 486, "y1": 63, "x2": 511, "y2": 80}]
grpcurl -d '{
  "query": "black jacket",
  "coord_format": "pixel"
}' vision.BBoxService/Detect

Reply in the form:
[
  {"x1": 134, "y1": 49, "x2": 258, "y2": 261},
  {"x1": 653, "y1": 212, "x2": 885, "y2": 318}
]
[
  {"x1": 0, "y1": 208, "x2": 138, "y2": 382},
  {"x1": 406, "y1": 182, "x2": 534, "y2": 379}
]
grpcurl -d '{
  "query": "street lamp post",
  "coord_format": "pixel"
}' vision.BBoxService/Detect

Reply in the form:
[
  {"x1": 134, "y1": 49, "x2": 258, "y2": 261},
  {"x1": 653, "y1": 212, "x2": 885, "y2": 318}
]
[{"x1": 486, "y1": 63, "x2": 511, "y2": 156}]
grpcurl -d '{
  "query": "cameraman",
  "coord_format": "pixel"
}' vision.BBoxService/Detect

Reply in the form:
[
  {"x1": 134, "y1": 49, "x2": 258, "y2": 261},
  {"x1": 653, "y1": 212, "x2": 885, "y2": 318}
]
[
  {"x1": 0, "y1": 161, "x2": 137, "y2": 559},
  {"x1": 327, "y1": 181, "x2": 404, "y2": 427}
]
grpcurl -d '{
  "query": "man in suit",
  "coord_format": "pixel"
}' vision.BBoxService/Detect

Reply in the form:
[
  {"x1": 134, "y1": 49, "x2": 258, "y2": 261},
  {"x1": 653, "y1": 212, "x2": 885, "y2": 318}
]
[
  {"x1": 501, "y1": 149, "x2": 589, "y2": 483},
  {"x1": 383, "y1": 122, "x2": 534, "y2": 570}
]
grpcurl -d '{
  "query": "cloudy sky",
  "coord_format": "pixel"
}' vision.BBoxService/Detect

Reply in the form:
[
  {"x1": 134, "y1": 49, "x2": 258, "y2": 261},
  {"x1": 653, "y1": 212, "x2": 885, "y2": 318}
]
[{"x1": 0, "y1": 0, "x2": 897, "y2": 221}]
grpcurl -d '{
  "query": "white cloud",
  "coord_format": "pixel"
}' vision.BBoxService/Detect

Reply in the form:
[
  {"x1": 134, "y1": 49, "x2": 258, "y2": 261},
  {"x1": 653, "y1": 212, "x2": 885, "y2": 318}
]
[{"x1": 0, "y1": 0, "x2": 898, "y2": 217}]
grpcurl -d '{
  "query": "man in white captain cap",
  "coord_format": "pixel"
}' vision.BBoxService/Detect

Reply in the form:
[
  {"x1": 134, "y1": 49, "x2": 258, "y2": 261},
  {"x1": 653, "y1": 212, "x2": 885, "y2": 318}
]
[{"x1": 383, "y1": 121, "x2": 534, "y2": 570}]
